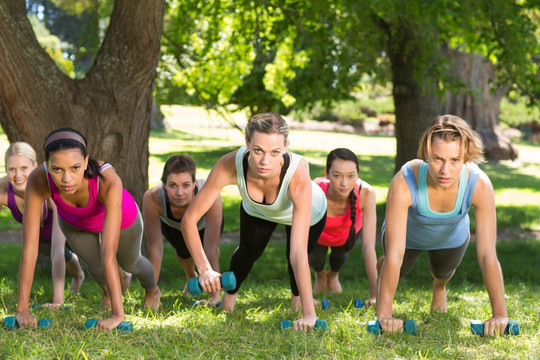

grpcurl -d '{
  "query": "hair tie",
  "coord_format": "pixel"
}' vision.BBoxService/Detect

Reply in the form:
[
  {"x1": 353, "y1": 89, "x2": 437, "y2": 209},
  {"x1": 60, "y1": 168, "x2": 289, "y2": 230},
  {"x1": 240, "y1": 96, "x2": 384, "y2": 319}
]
[{"x1": 45, "y1": 131, "x2": 86, "y2": 149}]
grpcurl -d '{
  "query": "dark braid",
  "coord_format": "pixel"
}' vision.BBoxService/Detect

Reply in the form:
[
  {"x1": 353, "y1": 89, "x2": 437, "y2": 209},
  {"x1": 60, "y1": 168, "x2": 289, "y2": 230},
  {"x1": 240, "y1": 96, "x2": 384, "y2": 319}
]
[{"x1": 343, "y1": 181, "x2": 361, "y2": 252}]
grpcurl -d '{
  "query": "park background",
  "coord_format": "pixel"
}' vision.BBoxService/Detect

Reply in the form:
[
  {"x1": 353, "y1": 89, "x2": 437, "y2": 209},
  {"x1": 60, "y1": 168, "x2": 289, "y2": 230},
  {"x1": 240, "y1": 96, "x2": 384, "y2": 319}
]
[{"x1": 1, "y1": 1, "x2": 540, "y2": 359}]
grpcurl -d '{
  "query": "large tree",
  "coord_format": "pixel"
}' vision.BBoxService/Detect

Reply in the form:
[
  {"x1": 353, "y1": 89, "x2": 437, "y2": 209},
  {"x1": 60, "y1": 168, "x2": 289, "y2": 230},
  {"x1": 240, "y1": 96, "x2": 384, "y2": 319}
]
[{"x1": 0, "y1": 0, "x2": 165, "y2": 203}]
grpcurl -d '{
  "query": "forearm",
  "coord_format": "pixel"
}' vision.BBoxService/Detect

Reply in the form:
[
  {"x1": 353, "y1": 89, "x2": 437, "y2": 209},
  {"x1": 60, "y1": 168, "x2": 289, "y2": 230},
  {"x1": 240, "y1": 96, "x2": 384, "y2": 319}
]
[
  {"x1": 181, "y1": 220, "x2": 212, "y2": 272},
  {"x1": 51, "y1": 251, "x2": 66, "y2": 304},
  {"x1": 102, "y1": 254, "x2": 124, "y2": 318},
  {"x1": 480, "y1": 257, "x2": 507, "y2": 317},
  {"x1": 377, "y1": 260, "x2": 401, "y2": 318},
  {"x1": 147, "y1": 240, "x2": 163, "y2": 283},
  {"x1": 17, "y1": 253, "x2": 38, "y2": 313},
  {"x1": 362, "y1": 245, "x2": 378, "y2": 298},
  {"x1": 291, "y1": 254, "x2": 316, "y2": 317}
]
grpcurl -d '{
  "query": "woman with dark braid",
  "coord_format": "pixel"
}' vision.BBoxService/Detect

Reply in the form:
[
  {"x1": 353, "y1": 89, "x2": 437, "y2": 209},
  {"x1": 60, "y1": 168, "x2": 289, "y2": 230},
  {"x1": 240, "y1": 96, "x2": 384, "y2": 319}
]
[{"x1": 310, "y1": 148, "x2": 377, "y2": 307}]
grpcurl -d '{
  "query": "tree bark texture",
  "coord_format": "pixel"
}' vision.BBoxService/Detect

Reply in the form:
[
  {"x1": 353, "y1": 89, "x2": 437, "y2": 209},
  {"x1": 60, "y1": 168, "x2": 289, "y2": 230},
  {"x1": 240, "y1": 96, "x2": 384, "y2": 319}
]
[
  {"x1": 0, "y1": 0, "x2": 165, "y2": 204},
  {"x1": 443, "y1": 49, "x2": 518, "y2": 161},
  {"x1": 387, "y1": 24, "x2": 442, "y2": 173}
]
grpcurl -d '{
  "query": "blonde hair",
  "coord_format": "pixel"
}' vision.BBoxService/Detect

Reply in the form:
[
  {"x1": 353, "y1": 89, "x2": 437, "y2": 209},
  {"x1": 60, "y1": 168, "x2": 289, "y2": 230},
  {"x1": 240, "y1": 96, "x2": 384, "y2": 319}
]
[
  {"x1": 245, "y1": 112, "x2": 289, "y2": 144},
  {"x1": 417, "y1": 115, "x2": 485, "y2": 164},
  {"x1": 5, "y1": 142, "x2": 37, "y2": 164}
]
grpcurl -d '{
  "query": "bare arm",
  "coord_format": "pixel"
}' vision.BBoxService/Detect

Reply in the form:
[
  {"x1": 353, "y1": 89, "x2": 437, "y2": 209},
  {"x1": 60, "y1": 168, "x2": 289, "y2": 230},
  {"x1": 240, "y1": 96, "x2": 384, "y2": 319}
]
[
  {"x1": 142, "y1": 186, "x2": 164, "y2": 282},
  {"x1": 49, "y1": 200, "x2": 67, "y2": 305},
  {"x1": 181, "y1": 151, "x2": 237, "y2": 291},
  {"x1": 17, "y1": 166, "x2": 50, "y2": 327},
  {"x1": 98, "y1": 167, "x2": 125, "y2": 330},
  {"x1": 471, "y1": 170, "x2": 508, "y2": 335},
  {"x1": 377, "y1": 170, "x2": 411, "y2": 332},
  {"x1": 288, "y1": 158, "x2": 317, "y2": 330},
  {"x1": 202, "y1": 192, "x2": 223, "y2": 273},
  {"x1": 359, "y1": 181, "x2": 378, "y2": 307}
]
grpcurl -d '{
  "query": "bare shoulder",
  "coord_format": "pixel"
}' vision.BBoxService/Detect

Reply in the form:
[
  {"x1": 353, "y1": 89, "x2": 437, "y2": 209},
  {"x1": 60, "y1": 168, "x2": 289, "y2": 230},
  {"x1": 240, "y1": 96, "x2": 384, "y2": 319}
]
[
  {"x1": 206, "y1": 149, "x2": 239, "y2": 186},
  {"x1": 143, "y1": 184, "x2": 161, "y2": 206},
  {"x1": 469, "y1": 164, "x2": 494, "y2": 204}
]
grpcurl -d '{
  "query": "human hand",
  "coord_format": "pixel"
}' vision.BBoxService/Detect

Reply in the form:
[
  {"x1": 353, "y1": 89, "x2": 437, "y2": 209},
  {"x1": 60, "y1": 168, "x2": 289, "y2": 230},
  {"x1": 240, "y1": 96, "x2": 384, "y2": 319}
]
[
  {"x1": 363, "y1": 297, "x2": 377, "y2": 309},
  {"x1": 293, "y1": 314, "x2": 317, "y2": 331},
  {"x1": 378, "y1": 316, "x2": 404, "y2": 333},
  {"x1": 198, "y1": 269, "x2": 222, "y2": 293},
  {"x1": 483, "y1": 316, "x2": 509, "y2": 336},
  {"x1": 96, "y1": 315, "x2": 124, "y2": 331},
  {"x1": 15, "y1": 311, "x2": 37, "y2": 328}
]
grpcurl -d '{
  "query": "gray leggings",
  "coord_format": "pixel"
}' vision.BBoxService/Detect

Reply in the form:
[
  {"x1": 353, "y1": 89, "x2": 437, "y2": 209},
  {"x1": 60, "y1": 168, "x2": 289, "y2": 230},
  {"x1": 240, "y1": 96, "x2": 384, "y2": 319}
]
[
  {"x1": 383, "y1": 233, "x2": 470, "y2": 279},
  {"x1": 59, "y1": 210, "x2": 156, "y2": 289}
]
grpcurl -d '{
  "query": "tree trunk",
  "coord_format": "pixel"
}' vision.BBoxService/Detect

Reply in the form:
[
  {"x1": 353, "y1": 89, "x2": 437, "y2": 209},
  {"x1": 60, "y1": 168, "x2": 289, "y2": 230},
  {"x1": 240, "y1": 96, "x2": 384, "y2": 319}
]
[
  {"x1": 0, "y1": 0, "x2": 165, "y2": 204},
  {"x1": 443, "y1": 49, "x2": 518, "y2": 161},
  {"x1": 387, "y1": 25, "x2": 442, "y2": 173}
]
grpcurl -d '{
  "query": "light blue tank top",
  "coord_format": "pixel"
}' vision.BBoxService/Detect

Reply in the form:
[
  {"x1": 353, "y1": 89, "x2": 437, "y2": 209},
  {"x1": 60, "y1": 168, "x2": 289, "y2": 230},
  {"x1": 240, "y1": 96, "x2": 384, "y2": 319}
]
[
  {"x1": 400, "y1": 161, "x2": 480, "y2": 250},
  {"x1": 235, "y1": 146, "x2": 327, "y2": 226}
]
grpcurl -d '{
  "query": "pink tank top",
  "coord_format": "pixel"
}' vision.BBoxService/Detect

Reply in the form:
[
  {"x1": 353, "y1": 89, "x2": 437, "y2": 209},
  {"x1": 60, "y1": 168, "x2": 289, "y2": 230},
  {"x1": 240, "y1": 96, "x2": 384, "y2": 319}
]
[
  {"x1": 46, "y1": 163, "x2": 138, "y2": 232},
  {"x1": 315, "y1": 177, "x2": 363, "y2": 247}
]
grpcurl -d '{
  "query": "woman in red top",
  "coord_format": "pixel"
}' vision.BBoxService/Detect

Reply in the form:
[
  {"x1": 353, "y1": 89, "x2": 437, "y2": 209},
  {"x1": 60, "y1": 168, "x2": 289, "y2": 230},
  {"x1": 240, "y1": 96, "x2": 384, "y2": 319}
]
[{"x1": 310, "y1": 148, "x2": 378, "y2": 307}]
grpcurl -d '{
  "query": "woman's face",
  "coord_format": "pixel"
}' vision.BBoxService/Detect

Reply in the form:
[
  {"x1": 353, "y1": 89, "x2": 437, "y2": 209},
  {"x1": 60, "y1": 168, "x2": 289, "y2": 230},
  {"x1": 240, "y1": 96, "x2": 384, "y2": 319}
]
[
  {"x1": 326, "y1": 158, "x2": 358, "y2": 198},
  {"x1": 427, "y1": 137, "x2": 464, "y2": 189},
  {"x1": 6, "y1": 155, "x2": 38, "y2": 193},
  {"x1": 48, "y1": 149, "x2": 88, "y2": 195},
  {"x1": 246, "y1": 131, "x2": 288, "y2": 179},
  {"x1": 164, "y1": 172, "x2": 196, "y2": 208}
]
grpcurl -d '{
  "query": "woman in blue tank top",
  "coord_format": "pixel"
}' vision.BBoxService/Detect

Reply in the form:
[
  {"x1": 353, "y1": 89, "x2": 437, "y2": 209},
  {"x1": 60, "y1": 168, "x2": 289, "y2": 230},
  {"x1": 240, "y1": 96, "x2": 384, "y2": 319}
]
[{"x1": 377, "y1": 115, "x2": 509, "y2": 336}]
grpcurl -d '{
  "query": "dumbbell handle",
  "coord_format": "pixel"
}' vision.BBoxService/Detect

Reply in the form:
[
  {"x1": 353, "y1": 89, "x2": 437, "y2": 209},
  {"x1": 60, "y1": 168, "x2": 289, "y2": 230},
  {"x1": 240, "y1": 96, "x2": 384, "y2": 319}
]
[
  {"x1": 367, "y1": 319, "x2": 416, "y2": 335},
  {"x1": 3, "y1": 316, "x2": 51, "y2": 329},
  {"x1": 188, "y1": 271, "x2": 236, "y2": 296},
  {"x1": 470, "y1": 320, "x2": 519, "y2": 335},
  {"x1": 85, "y1": 319, "x2": 133, "y2": 332}
]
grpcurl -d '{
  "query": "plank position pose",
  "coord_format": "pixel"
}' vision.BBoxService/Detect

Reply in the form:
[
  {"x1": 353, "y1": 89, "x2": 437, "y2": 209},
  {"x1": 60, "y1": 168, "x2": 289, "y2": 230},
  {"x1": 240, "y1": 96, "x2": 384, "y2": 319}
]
[
  {"x1": 16, "y1": 128, "x2": 161, "y2": 331},
  {"x1": 143, "y1": 154, "x2": 223, "y2": 304},
  {"x1": 377, "y1": 115, "x2": 509, "y2": 335},
  {"x1": 180, "y1": 112, "x2": 327, "y2": 330},
  {"x1": 1, "y1": 142, "x2": 85, "y2": 307},
  {"x1": 310, "y1": 148, "x2": 378, "y2": 307}
]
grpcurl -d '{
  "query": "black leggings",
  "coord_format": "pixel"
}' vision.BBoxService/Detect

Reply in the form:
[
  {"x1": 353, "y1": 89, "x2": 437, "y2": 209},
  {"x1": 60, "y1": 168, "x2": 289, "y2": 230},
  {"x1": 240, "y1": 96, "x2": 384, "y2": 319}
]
[
  {"x1": 228, "y1": 205, "x2": 326, "y2": 296},
  {"x1": 309, "y1": 243, "x2": 348, "y2": 273},
  {"x1": 161, "y1": 217, "x2": 224, "y2": 259},
  {"x1": 383, "y1": 233, "x2": 470, "y2": 279}
]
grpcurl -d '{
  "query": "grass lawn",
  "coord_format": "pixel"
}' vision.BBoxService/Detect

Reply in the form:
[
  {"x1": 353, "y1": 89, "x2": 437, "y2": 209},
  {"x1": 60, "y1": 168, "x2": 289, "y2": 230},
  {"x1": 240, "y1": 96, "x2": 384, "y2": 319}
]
[{"x1": 1, "y1": 106, "x2": 540, "y2": 359}]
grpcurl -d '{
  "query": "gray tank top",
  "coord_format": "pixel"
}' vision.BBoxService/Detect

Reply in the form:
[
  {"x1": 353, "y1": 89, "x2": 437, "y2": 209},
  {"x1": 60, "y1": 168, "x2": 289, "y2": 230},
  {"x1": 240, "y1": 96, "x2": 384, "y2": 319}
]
[{"x1": 158, "y1": 179, "x2": 206, "y2": 231}]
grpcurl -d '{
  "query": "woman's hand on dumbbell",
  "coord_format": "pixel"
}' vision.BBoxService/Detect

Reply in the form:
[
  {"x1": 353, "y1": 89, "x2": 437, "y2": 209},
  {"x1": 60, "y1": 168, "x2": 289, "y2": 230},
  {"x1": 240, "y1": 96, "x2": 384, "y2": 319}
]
[
  {"x1": 15, "y1": 310, "x2": 37, "y2": 328},
  {"x1": 96, "y1": 315, "x2": 125, "y2": 332},
  {"x1": 198, "y1": 269, "x2": 223, "y2": 293},
  {"x1": 378, "y1": 316, "x2": 403, "y2": 333},
  {"x1": 293, "y1": 314, "x2": 318, "y2": 331},
  {"x1": 363, "y1": 297, "x2": 377, "y2": 308},
  {"x1": 482, "y1": 315, "x2": 509, "y2": 336}
]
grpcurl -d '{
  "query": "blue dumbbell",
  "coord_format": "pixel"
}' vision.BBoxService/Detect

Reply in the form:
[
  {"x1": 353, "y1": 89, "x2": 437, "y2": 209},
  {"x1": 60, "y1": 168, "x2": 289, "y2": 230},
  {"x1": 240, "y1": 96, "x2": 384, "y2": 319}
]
[
  {"x1": 85, "y1": 319, "x2": 133, "y2": 332},
  {"x1": 353, "y1": 299, "x2": 364, "y2": 309},
  {"x1": 3, "y1": 316, "x2": 52, "y2": 329},
  {"x1": 321, "y1": 299, "x2": 329, "y2": 310},
  {"x1": 280, "y1": 319, "x2": 328, "y2": 331},
  {"x1": 470, "y1": 320, "x2": 519, "y2": 335},
  {"x1": 188, "y1": 271, "x2": 236, "y2": 296},
  {"x1": 367, "y1": 319, "x2": 416, "y2": 335}
]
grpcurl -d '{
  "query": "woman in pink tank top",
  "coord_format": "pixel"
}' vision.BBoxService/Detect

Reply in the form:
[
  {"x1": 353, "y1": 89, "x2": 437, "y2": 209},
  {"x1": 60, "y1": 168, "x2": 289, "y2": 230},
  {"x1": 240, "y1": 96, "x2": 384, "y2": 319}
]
[
  {"x1": 310, "y1": 148, "x2": 378, "y2": 308},
  {"x1": 16, "y1": 128, "x2": 161, "y2": 331}
]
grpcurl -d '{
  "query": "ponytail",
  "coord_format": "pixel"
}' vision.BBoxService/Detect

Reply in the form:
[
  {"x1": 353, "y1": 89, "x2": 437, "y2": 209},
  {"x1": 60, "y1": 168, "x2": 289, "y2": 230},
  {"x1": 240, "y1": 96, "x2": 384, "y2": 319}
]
[{"x1": 343, "y1": 181, "x2": 361, "y2": 252}]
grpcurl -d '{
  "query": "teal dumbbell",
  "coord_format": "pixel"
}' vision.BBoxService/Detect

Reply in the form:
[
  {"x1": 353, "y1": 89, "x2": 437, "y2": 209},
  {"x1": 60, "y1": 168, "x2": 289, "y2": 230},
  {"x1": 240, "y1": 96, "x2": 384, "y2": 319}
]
[
  {"x1": 188, "y1": 271, "x2": 236, "y2": 296},
  {"x1": 3, "y1": 316, "x2": 52, "y2": 329},
  {"x1": 280, "y1": 319, "x2": 328, "y2": 331},
  {"x1": 85, "y1": 319, "x2": 133, "y2": 332},
  {"x1": 321, "y1": 299, "x2": 329, "y2": 310},
  {"x1": 470, "y1": 320, "x2": 519, "y2": 335},
  {"x1": 353, "y1": 299, "x2": 364, "y2": 309},
  {"x1": 367, "y1": 319, "x2": 416, "y2": 335}
]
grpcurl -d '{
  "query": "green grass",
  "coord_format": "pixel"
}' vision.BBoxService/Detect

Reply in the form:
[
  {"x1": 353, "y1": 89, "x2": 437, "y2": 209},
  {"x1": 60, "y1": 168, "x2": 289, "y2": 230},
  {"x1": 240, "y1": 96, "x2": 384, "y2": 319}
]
[
  {"x1": 1, "y1": 105, "x2": 540, "y2": 358},
  {"x1": 1, "y1": 239, "x2": 539, "y2": 359}
]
